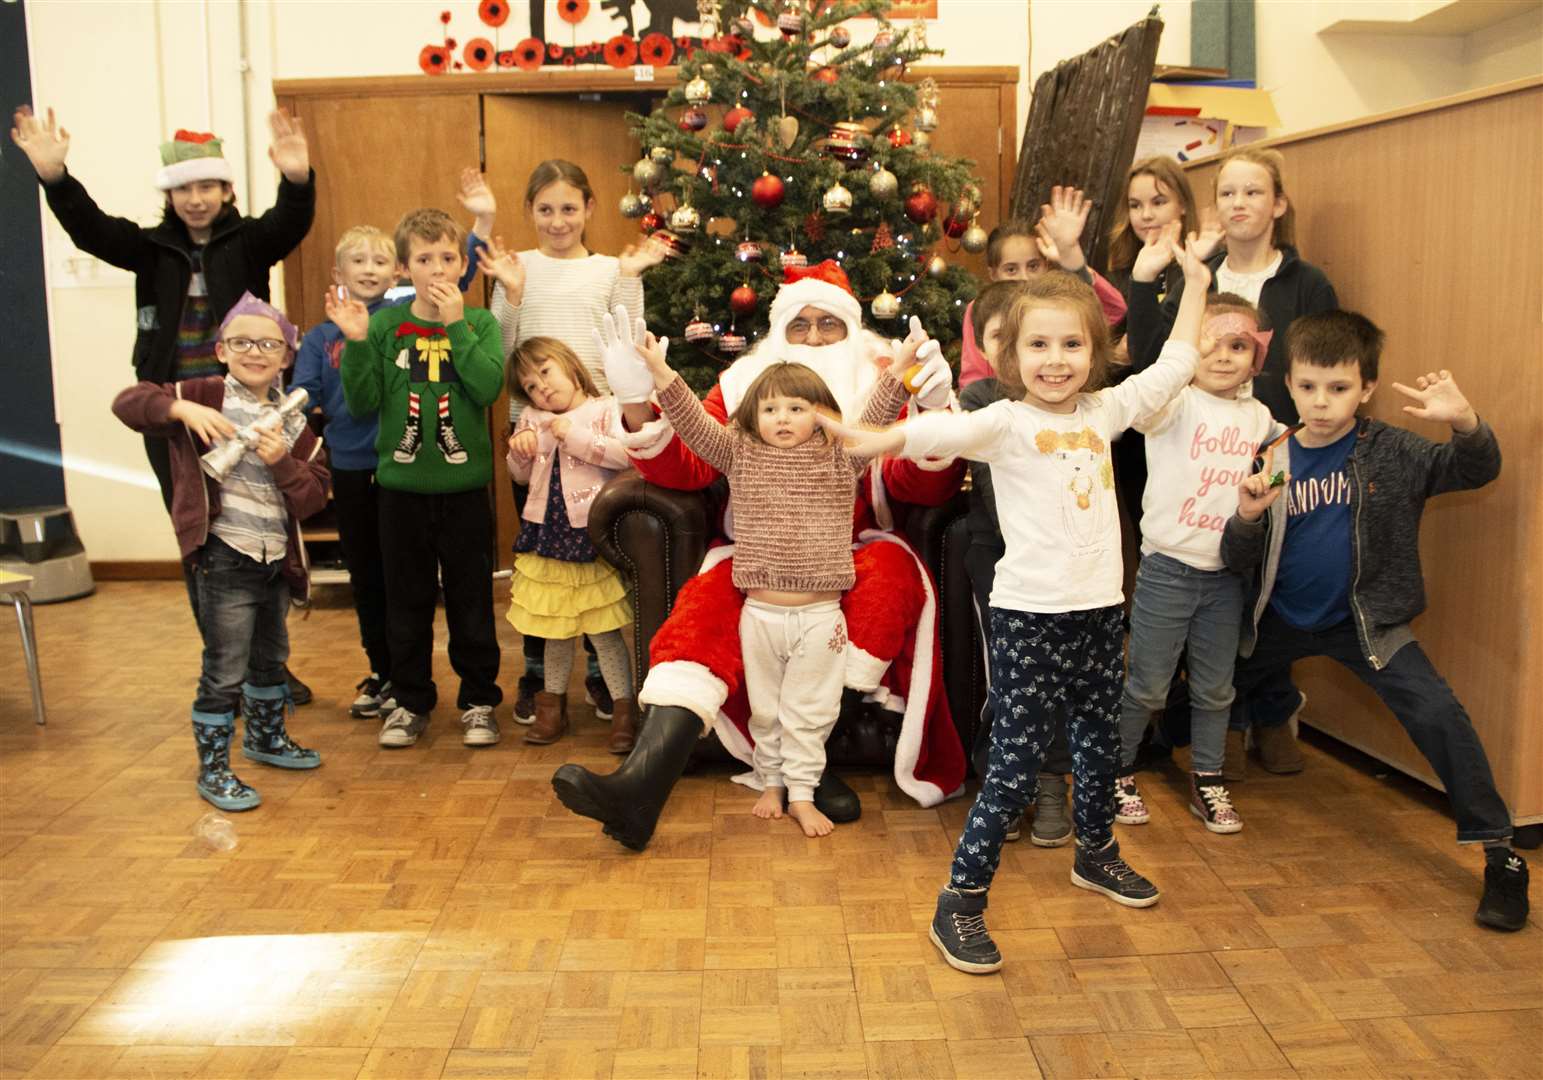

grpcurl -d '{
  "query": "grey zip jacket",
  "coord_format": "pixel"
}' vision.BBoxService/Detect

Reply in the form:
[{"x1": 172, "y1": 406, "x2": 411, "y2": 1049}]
[{"x1": 1220, "y1": 417, "x2": 1500, "y2": 670}]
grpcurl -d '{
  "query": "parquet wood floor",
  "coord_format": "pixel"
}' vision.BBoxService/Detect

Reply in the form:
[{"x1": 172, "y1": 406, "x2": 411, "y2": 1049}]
[{"x1": 1, "y1": 582, "x2": 1538, "y2": 1079}]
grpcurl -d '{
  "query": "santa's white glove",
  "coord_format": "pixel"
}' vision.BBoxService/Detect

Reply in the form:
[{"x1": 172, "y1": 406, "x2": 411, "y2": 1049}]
[
  {"x1": 592, "y1": 304, "x2": 656, "y2": 404},
  {"x1": 908, "y1": 338, "x2": 953, "y2": 410}
]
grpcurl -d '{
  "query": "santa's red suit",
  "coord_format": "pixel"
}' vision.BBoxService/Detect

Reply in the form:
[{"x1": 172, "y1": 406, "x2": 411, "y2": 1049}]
[{"x1": 622, "y1": 264, "x2": 968, "y2": 808}]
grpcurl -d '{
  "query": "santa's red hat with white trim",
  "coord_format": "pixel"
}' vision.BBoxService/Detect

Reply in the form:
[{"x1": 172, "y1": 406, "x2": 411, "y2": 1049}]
[{"x1": 768, "y1": 259, "x2": 863, "y2": 337}]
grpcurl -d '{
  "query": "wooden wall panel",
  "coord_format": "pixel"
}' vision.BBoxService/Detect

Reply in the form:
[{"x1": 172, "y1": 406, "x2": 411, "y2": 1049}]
[
  {"x1": 922, "y1": 81, "x2": 1016, "y2": 281},
  {"x1": 1185, "y1": 79, "x2": 1543, "y2": 823}
]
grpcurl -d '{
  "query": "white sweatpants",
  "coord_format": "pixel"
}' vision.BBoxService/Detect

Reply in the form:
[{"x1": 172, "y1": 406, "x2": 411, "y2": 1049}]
[{"x1": 740, "y1": 597, "x2": 847, "y2": 803}]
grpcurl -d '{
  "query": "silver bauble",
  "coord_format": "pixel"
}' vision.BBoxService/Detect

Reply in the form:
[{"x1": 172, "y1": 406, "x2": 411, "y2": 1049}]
[
  {"x1": 822, "y1": 181, "x2": 853, "y2": 216},
  {"x1": 633, "y1": 158, "x2": 663, "y2": 187},
  {"x1": 684, "y1": 75, "x2": 712, "y2": 106},
  {"x1": 868, "y1": 167, "x2": 898, "y2": 200},
  {"x1": 618, "y1": 192, "x2": 645, "y2": 218},
  {"x1": 871, "y1": 290, "x2": 900, "y2": 319},
  {"x1": 961, "y1": 223, "x2": 988, "y2": 254},
  {"x1": 669, "y1": 204, "x2": 701, "y2": 233}
]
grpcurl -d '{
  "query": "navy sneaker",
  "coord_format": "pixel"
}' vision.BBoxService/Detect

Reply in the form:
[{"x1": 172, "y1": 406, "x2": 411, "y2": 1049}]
[
  {"x1": 928, "y1": 886, "x2": 1003, "y2": 974},
  {"x1": 514, "y1": 676, "x2": 539, "y2": 726},
  {"x1": 1071, "y1": 841, "x2": 1160, "y2": 908}
]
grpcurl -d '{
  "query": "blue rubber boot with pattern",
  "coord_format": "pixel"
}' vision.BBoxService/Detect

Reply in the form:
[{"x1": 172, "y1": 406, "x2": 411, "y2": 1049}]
[
  {"x1": 240, "y1": 682, "x2": 322, "y2": 769},
  {"x1": 193, "y1": 713, "x2": 261, "y2": 811}
]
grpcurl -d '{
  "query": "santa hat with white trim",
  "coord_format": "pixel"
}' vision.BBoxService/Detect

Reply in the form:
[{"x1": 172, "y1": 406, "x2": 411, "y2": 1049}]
[
  {"x1": 767, "y1": 259, "x2": 863, "y2": 341},
  {"x1": 155, "y1": 130, "x2": 234, "y2": 191}
]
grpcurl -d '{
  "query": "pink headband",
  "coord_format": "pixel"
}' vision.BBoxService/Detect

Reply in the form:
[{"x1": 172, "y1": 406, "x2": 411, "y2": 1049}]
[{"x1": 1205, "y1": 312, "x2": 1273, "y2": 375}]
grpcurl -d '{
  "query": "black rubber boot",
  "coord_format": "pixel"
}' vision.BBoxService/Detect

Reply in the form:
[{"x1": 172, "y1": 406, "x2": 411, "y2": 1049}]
[
  {"x1": 813, "y1": 772, "x2": 861, "y2": 823},
  {"x1": 551, "y1": 705, "x2": 702, "y2": 852}
]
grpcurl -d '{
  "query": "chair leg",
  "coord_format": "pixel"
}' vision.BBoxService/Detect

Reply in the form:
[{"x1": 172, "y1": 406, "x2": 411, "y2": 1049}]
[{"x1": 13, "y1": 594, "x2": 44, "y2": 726}]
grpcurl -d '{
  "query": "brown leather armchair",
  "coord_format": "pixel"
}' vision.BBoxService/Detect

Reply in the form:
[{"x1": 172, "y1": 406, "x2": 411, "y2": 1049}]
[{"x1": 587, "y1": 471, "x2": 986, "y2": 769}]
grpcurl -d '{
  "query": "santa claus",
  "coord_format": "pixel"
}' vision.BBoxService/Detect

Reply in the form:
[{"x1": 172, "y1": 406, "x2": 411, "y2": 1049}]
[{"x1": 552, "y1": 261, "x2": 968, "y2": 850}]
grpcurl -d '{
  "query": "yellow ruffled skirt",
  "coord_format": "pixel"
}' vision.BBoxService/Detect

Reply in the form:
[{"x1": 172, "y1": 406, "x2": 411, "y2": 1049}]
[{"x1": 506, "y1": 553, "x2": 632, "y2": 639}]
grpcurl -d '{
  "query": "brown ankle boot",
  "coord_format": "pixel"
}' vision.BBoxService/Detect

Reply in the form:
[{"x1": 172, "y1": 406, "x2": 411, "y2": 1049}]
[
  {"x1": 608, "y1": 698, "x2": 637, "y2": 755},
  {"x1": 525, "y1": 691, "x2": 567, "y2": 745},
  {"x1": 1255, "y1": 721, "x2": 1305, "y2": 774}
]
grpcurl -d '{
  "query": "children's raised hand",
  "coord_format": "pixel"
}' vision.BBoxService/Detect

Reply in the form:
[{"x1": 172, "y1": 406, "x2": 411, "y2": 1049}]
[
  {"x1": 508, "y1": 428, "x2": 538, "y2": 460},
  {"x1": 323, "y1": 286, "x2": 371, "y2": 341},
  {"x1": 10, "y1": 106, "x2": 69, "y2": 183},
  {"x1": 1174, "y1": 235, "x2": 1213, "y2": 292},
  {"x1": 1192, "y1": 207, "x2": 1226, "y2": 261},
  {"x1": 1392, "y1": 370, "x2": 1478, "y2": 431},
  {"x1": 592, "y1": 304, "x2": 657, "y2": 403},
  {"x1": 267, "y1": 108, "x2": 310, "y2": 183},
  {"x1": 169, "y1": 400, "x2": 237, "y2": 446},
  {"x1": 426, "y1": 280, "x2": 464, "y2": 325},
  {"x1": 253, "y1": 423, "x2": 288, "y2": 466},
  {"x1": 1038, "y1": 185, "x2": 1090, "y2": 270},
  {"x1": 1032, "y1": 221, "x2": 1060, "y2": 266},
  {"x1": 457, "y1": 167, "x2": 497, "y2": 219},
  {"x1": 476, "y1": 236, "x2": 526, "y2": 299},
  {"x1": 1131, "y1": 220, "x2": 1180, "y2": 283},
  {"x1": 1237, "y1": 470, "x2": 1286, "y2": 522},
  {"x1": 618, "y1": 236, "x2": 668, "y2": 277}
]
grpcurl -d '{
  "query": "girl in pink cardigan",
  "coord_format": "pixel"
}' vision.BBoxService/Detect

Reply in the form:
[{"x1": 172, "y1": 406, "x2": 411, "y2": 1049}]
[{"x1": 505, "y1": 337, "x2": 636, "y2": 751}]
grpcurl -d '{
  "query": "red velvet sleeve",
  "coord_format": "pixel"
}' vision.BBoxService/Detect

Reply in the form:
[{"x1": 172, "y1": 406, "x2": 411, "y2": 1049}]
[{"x1": 629, "y1": 382, "x2": 730, "y2": 492}]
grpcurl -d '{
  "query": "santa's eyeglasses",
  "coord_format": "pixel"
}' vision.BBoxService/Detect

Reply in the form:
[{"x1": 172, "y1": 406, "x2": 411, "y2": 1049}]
[{"x1": 785, "y1": 315, "x2": 847, "y2": 341}]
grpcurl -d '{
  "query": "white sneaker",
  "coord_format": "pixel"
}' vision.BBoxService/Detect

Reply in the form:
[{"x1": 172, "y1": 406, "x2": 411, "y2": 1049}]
[
  {"x1": 461, "y1": 704, "x2": 500, "y2": 747},
  {"x1": 378, "y1": 706, "x2": 429, "y2": 748}
]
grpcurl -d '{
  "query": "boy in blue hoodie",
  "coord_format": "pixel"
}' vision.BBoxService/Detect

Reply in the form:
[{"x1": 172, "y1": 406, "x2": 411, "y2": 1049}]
[{"x1": 1222, "y1": 310, "x2": 1526, "y2": 933}]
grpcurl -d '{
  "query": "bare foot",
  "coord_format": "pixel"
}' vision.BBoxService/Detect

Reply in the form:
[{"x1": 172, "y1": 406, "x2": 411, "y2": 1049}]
[
  {"x1": 753, "y1": 787, "x2": 785, "y2": 820},
  {"x1": 787, "y1": 800, "x2": 834, "y2": 837}
]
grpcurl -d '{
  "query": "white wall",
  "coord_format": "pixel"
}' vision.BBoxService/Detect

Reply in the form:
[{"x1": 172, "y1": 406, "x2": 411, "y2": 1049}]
[{"x1": 21, "y1": 0, "x2": 1541, "y2": 560}]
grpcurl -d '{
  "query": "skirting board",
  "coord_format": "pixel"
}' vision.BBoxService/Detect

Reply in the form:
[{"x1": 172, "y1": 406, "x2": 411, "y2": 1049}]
[{"x1": 91, "y1": 561, "x2": 183, "y2": 580}]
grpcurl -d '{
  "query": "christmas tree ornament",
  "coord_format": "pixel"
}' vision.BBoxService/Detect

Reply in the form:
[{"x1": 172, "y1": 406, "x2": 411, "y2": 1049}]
[
  {"x1": 913, "y1": 130, "x2": 931, "y2": 151},
  {"x1": 780, "y1": 247, "x2": 807, "y2": 269},
  {"x1": 961, "y1": 220, "x2": 988, "y2": 254},
  {"x1": 684, "y1": 316, "x2": 714, "y2": 343},
  {"x1": 871, "y1": 221, "x2": 895, "y2": 253},
  {"x1": 654, "y1": 229, "x2": 689, "y2": 258},
  {"x1": 825, "y1": 121, "x2": 869, "y2": 166},
  {"x1": 942, "y1": 214, "x2": 967, "y2": 239},
  {"x1": 735, "y1": 240, "x2": 764, "y2": 262},
  {"x1": 822, "y1": 181, "x2": 853, "y2": 216},
  {"x1": 751, "y1": 172, "x2": 786, "y2": 209},
  {"x1": 887, "y1": 127, "x2": 912, "y2": 149},
  {"x1": 718, "y1": 331, "x2": 747, "y2": 355},
  {"x1": 679, "y1": 107, "x2": 709, "y2": 132},
  {"x1": 868, "y1": 167, "x2": 898, "y2": 199},
  {"x1": 634, "y1": 157, "x2": 664, "y2": 187},
  {"x1": 927, "y1": 253, "x2": 947, "y2": 277},
  {"x1": 639, "y1": 210, "x2": 664, "y2": 233},
  {"x1": 684, "y1": 75, "x2": 713, "y2": 106},
  {"x1": 872, "y1": 28, "x2": 895, "y2": 50},
  {"x1": 829, "y1": 24, "x2": 850, "y2": 48},
  {"x1": 776, "y1": 1, "x2": 804, "y2": 38},
  {"x1": 669, "y1": 203, "x2": 701, "y2": 233},
  {"x1": 914, "y1": 78, "x2": 941, "y2": 133},
  {"x1": 871, "y1": 289, "x2": 900, "y2": 319},
  {"x1": 730, "y1": 283, "x2": 758, "y2": 315},
  {"x1": 908, "y1": 17, "x2": 929, "y2": 50},
  {"x1": 722, "y1": 105, "x2": 754, "y2": 132},
  {"x1": 777, "y1": 115, "x2": 799, "y2": 149},
  {"x1": 812, "y1": 65, "x2": 839, "y2": 85},
  {"x1": 619, "y1": 191, "x2": 645, "y2": 218},
  {"x1": 915, "y1": 106, "x2": 939, "y2": 132},
  {"x1": 649, "y1": 145, "x2": 674, "y2": 164},
  {"x1": 731, "y1": 14, "x2": 755, "y2": 38},
  {"x1": 904, "y1": 186, "x2": 938, "y2": 225}
]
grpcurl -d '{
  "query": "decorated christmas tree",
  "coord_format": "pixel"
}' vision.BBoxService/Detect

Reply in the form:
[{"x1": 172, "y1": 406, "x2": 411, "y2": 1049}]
[{"x1": 622, "y1": 0, "x2": 985, "y2": 393}]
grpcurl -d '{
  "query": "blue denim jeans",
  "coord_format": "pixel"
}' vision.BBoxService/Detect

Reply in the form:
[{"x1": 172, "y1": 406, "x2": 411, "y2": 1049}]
[
  {"x1": 191, "y1": 536, "x2": 289, "y2": 721},
  {"x1": 949, "y1": 605, "x2": 1125, "y2": 890},
  {"x1": 1119, "y1": 552, "x2": 1244, "y2": 774},
  {"x1": 1233, "y1": 610, "x2": 1512, "y2": 844}
]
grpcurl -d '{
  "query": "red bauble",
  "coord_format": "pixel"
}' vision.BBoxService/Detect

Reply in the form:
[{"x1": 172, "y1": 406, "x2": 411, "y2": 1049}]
[
  {"x1": 751, "y1": 172, "x2": 785, "y2": 209},
  {"x1": 722, "y1": 105, "x2": 754, "y2": 133},
  {"x1": 904, "y1": 188, "x2": 938, "y2": 225},
  {"x1": 730, "y1": 284, "x2": 758, "y2": 315},
  {"x1": 887, "y1": 127, "x2": 913, "y2": 149},
  {"x1": 812, "y1": 66, "x2": 838, "y2": 85},
  {"x1": 678, "y1": 107, "x2": 709, "y2": 131},
  {"x1": 942, "y1": 214, "x2": 968, "y2": 239},
  {"x1": 639, "y1": 211, "x2": 664, "y2": 233}
]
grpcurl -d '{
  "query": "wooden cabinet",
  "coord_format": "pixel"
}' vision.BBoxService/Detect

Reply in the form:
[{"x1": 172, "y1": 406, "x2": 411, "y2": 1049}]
[{"x1": 274, "y1": 66, "x2": 1019, "y2": 568}]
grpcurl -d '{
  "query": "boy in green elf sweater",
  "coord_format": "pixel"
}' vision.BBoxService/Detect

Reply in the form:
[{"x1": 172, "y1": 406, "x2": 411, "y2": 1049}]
[{"x1": 331, "y1": 208, "x2": 505, "y2": 749}]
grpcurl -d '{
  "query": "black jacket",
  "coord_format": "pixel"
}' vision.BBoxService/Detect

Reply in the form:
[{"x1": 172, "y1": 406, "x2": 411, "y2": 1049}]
[
  {"x1": 1220, "y1": 417, "x2": 1501, "y2": 670},
  {"x1": 1125, "y1": 245, "x2": 1337, "y2": 423},
  {"x1": 42, "y1": 168, "x2": 316, "y2": 383}
]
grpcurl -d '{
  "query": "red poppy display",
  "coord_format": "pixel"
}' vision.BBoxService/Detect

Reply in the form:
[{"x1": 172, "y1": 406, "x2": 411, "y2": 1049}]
[
  {"x1": 419, "y1": 44, "x2": 450, "y2": 75},
  {"x1": 604, "y1": 35, "x2": 638, "y2": 67},
  {"x1": 548, "y1": 43, "x2": 563, "y2": 59},
  {"x1": 463, "y1": 38, "x2": 494, "y2": 70},
  {"x1": 512, "y1": 38, "x2": 544, "y2": 70},
  {"x1": 439, "y1": 10, "x2": 452, "y2": 24},
  {"x1": 639, "y1": 32, "x2": 675, "y2": 67},
  {"x1": 478, "y1": 0, "x2": 509, "y2": 28},
  {"x1": 497, "y1": 50, "x2": 516, "y2": 67},
  {"x1": 558, "y1": 0, "x2": 588, "y2": 24}
]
